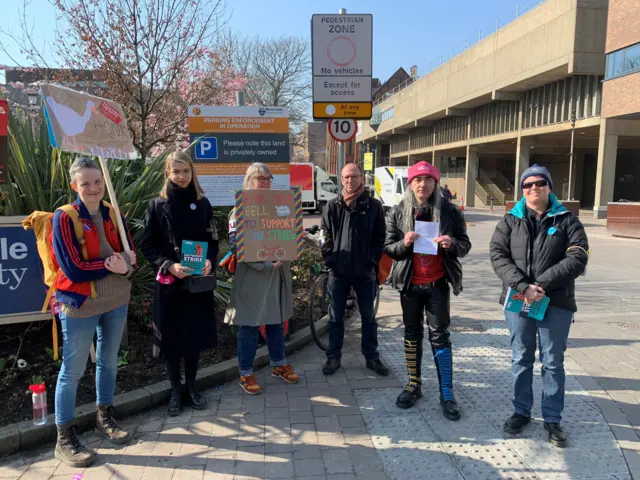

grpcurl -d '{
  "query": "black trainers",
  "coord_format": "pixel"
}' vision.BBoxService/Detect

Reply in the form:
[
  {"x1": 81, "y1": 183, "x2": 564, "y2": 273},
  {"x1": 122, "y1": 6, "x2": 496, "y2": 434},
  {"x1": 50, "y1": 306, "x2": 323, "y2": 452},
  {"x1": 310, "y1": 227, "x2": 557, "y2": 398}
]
[
  {"x1": 544, "y1": 422, "x2": 568, "y2": 448},
  {"x1": 396, "y1": 383, "x2": 422, "y2": 409},
  {"x1": 439, "y1": 394, "x2": 461, "y2": 421},
  {"x1": 503, "y1": 413, "x2": 531, "y2": 434},
  {"x1": 322, "y1": 358, "x2": 341, "y2": 375},
  {"x1": 366, "y1": 358, "x2": 390, "y2": 376}
]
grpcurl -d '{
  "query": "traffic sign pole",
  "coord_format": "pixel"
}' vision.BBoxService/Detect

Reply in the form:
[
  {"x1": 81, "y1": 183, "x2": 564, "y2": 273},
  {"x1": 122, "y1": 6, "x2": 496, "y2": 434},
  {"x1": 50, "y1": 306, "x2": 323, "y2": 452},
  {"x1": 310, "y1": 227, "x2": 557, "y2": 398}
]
[{"x1": 337, "y1": 8, "x2": 346, "y2": 194}]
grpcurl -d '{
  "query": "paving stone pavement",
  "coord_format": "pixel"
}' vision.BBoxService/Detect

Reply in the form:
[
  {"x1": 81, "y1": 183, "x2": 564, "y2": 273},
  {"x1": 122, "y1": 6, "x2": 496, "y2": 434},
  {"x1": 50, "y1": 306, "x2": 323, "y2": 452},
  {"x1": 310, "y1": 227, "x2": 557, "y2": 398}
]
[{"x1": 0, "y1": 211, "x2": 638, "y2": 479}]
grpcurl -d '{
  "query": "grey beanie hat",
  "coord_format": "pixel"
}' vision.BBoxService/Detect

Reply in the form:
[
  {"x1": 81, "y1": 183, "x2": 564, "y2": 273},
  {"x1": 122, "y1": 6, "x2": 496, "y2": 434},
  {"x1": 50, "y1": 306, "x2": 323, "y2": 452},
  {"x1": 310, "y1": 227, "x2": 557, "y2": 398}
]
[{"x1": 520, "y1": 164, "x2": 553, "y2": 190}]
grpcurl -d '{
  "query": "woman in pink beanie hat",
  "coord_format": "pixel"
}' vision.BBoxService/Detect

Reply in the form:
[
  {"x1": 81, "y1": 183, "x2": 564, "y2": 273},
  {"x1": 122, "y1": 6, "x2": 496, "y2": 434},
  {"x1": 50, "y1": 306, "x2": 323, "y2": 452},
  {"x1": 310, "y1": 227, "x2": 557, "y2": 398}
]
[{"x1": 383, "y1": 161, "x2": 471, "y2": 417}]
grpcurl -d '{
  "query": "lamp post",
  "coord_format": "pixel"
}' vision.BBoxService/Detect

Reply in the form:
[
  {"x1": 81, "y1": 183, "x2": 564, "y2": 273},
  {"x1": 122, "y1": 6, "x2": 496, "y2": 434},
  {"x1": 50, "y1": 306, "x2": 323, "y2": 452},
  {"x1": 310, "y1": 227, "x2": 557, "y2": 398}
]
[{"x1": 568, "y1": 109, "x2": 576, "y2": 200}]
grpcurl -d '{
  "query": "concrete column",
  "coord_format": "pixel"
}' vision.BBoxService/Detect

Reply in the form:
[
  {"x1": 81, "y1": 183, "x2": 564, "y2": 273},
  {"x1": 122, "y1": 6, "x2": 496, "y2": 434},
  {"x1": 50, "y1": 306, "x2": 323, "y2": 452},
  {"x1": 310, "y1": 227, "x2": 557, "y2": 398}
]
[
  {"x1": 514, "y1": 136, "x2": 534, "y2": 201},
  {"x1": 433, "y1": 154, "x2": 443, "y2": 172},
  {"x1": 373, "y1": 141, "x2": 382, "y2": 169},
  {"x1": 464, "y1": 146, "x2": 479, "y2": 208},
  {"x1": 593, "y1": 119, "x2": 619, "y2": 219}
]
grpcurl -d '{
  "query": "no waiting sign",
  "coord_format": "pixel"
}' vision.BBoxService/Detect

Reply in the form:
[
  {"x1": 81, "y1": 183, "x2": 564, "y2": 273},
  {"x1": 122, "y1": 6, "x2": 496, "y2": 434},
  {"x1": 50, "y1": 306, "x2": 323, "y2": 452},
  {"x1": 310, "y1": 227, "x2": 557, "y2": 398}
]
[{"x1": 311, "y1": 13, "x2": 373, "y2": 120}]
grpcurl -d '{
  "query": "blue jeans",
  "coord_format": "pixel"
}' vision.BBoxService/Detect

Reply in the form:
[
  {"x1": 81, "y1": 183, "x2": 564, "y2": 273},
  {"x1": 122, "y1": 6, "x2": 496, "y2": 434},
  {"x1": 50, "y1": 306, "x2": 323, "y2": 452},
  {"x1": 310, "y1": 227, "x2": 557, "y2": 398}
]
[
  {"x1": 237, "y1": 324, "x2": 286, "y2": 376},
  {"x1": 505, "y1": 305, "x2": 573, "y2": 423},
  {"x1": 55, "y1": 304, "x2": 128, "y2": 425},
  {"x1": 327, "y1": 276, "x2": 379, "y2": 361}
]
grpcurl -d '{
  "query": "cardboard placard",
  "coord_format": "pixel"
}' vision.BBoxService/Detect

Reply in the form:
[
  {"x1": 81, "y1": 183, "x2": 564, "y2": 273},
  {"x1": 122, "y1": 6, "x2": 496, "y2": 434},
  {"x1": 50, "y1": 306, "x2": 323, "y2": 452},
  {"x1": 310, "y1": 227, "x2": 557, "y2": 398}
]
[
  {"x1": 234, "y1": 188, "x2": 303, "y2": 263},
  {"x1": 40, "y1": 84, "x2": 136, "y2": 160}
]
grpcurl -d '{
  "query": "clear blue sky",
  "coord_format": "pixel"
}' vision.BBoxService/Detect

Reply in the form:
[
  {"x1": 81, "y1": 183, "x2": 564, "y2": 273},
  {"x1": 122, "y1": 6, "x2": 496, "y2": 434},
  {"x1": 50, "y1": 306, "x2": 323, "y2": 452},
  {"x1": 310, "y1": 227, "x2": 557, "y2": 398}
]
[{"x1": 0, "y1": 0, "x2": 538, "y2": 83}]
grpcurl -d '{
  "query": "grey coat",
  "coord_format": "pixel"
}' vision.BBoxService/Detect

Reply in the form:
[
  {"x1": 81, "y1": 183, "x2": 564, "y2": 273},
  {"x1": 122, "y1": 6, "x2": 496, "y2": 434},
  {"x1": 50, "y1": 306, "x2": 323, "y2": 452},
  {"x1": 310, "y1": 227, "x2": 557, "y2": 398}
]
[{"x1": 224, "y1": 209, "x2": 294, "y2": 327}]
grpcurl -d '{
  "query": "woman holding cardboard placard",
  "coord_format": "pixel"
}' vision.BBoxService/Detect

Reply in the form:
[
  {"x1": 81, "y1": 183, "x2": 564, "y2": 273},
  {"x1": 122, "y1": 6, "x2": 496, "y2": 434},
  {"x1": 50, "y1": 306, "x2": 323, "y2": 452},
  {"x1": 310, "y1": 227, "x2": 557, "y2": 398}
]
[
  {"x1": 225, "y1": 162, "x2": 299, "y2": 395},
  {"x1": 142, "y1": 151, "x2": 219, "y2": 417},
  {"x1": 50, "y1": 157, "x2": 136, "y2": 468}
]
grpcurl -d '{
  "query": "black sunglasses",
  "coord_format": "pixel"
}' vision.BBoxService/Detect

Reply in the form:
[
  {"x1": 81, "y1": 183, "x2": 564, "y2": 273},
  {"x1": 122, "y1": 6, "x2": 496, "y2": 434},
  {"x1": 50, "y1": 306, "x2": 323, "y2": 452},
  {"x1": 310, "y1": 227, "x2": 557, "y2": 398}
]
[{"x1": 522, "y1": 179, "x2": 548, "y2": 189}]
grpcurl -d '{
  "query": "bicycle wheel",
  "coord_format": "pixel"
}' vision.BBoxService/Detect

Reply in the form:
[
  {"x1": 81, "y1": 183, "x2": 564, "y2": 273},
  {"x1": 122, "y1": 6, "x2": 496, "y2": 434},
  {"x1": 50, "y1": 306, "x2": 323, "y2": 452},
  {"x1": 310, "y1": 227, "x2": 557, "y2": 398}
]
[{"x1": 308, "y1": 274, "x2": 330, "y2": 351}]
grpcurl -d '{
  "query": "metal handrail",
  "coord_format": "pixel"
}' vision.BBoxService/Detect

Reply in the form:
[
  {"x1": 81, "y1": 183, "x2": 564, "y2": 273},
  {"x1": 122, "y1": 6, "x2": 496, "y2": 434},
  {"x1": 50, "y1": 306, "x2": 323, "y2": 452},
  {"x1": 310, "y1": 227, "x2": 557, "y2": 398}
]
[
  {"x1": 372, "y1": 0, "x2": 547, "y2": 108},
  {"x1": 373, "y1": 77, "x2": 415, "y2": 106},
  {"x1": 475, "y1": 181, "x2": 490, "y2": 206}
]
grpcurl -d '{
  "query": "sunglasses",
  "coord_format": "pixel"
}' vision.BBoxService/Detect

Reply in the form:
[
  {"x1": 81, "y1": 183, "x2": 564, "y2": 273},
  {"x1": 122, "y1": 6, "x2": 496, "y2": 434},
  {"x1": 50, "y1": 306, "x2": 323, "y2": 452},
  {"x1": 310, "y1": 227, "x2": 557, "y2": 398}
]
[
  {"x1": 255, "y1": 176, "x2": 273, "y2": 183},
  {"x1": 522, "y1": 179, "x2": 548, "y2": 190}
]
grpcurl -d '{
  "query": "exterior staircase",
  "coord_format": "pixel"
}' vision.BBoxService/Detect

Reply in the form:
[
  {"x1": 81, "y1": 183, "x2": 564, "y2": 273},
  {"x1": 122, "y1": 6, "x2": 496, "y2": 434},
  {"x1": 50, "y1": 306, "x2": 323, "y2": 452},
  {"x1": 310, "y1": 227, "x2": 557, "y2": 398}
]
[{"x1": 475, "y1": 169, "x2": 515, "y2": 207}]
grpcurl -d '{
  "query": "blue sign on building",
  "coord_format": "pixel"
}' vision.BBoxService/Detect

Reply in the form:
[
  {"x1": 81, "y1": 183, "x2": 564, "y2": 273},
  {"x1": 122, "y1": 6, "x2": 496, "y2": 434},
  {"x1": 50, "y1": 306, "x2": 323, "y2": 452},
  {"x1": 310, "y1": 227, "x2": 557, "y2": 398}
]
[
  {"x1": 194, "y1": 136, "x2": 218, "y2": 161},
  {"x1": 0, "y1": 226, "x2": 46, "y2": 316}
]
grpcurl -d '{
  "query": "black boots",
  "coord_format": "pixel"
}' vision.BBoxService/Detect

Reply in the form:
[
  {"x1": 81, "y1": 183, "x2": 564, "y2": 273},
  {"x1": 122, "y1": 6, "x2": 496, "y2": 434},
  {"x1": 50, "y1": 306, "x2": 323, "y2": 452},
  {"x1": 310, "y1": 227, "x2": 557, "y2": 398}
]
[
  {"x1": 55, "y1": 422, "x2": 95, "y2": 468},
  {"x1": 544, "y1": 422, "x2": 569, "y2": 448},
  {"x1": 167, "y1": 355, "x2": 206, "y2": 416},
  {"x1": 322, "y1": 358, "x2": 341, "y2": 375},
  {"x1": 366, "y1": 358, "x2": 390, "y2": 376},
  {"x1": 503, "y1": 413, "x2": 531, "y2": 434},
  {"x1": 504, "y1": 414, "x2": 569, "y2": 448},
  {"x1": 167, "y1": 357, "x2": 183, "y2": 416},
  {"x1": 396, "y1": 339, "x2": 460, "y2": 420},
  {"x1": 397, "y1": 338, "x2": 423, "y2": 409},
  {"x1": 433, "y1": 345, "x2": 460, "y2": 421},
  {"x1": 185, "y1": 355, "x2": 207, "y2": 410}
]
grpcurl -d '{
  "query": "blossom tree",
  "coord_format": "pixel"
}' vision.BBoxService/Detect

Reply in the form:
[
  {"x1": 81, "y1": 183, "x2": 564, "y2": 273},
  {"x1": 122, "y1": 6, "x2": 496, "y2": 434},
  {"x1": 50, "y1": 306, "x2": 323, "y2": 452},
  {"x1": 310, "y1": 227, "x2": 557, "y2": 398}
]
[{"x1": 2, "y1": 0, "x2": 246, "y2": 160}]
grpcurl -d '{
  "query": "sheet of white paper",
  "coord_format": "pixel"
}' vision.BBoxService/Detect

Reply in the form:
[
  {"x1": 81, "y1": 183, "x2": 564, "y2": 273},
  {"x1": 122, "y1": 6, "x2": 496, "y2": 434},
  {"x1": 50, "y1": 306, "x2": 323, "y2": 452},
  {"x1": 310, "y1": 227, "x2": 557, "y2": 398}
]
[{"x1": 414, "y1": 221, "x2": 439, "y2": 255}]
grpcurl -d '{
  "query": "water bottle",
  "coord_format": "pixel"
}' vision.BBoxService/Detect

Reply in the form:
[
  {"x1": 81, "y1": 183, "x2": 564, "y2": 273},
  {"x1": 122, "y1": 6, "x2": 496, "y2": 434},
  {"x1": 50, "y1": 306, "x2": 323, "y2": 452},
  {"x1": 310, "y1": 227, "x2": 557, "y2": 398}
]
[{"x1": 29, "y1": 383, "x2": 47, "y2": 426}]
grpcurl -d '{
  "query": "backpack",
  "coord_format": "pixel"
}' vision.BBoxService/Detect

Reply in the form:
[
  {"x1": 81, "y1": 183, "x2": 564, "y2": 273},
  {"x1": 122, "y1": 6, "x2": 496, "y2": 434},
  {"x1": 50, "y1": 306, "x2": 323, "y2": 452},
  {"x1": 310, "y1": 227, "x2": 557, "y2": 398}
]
[{"x1": 22, "y1": 202, "x2": 119, "y2": 312}]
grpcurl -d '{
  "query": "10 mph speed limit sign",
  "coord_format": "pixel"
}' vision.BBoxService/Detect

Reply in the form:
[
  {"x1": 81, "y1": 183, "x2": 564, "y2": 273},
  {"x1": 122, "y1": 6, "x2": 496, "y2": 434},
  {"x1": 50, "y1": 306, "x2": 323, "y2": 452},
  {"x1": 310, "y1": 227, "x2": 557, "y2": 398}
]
[{"x1": 328, "y1": 119, "x2": 358, "y2": 142}]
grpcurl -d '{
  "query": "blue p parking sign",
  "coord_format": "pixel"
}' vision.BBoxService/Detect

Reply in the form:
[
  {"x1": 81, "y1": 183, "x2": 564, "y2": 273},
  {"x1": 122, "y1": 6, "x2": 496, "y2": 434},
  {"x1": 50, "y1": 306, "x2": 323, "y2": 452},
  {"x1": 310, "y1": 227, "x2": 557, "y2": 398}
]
[{"x1": 194, "y1": 137, "x2": 218, "y2": 161}]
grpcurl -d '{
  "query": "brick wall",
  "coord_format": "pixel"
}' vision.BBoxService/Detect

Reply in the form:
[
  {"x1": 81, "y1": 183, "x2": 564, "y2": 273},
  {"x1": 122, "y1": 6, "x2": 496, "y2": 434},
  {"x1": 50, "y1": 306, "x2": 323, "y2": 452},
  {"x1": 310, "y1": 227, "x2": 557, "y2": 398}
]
[
  {"x1": 606, "y1": 0, "x2": 640, "y2": 53},
  {"x1": 602, "y1": 72, "x2": 640, "y2": 118},
  {"x1": 325, "y1": 137, "x2": 358, "y2": 176}
]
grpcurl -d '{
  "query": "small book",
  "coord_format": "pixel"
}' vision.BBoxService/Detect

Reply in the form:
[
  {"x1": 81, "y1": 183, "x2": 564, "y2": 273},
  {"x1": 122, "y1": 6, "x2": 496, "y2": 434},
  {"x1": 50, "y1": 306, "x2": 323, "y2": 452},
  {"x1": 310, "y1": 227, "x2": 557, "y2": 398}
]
[
  {"x1": 181, "y1": 240, "x2": 208, "y2": 275},
  {"x1": 503, "y1": 286, "x2": 550, "y2": 321}
]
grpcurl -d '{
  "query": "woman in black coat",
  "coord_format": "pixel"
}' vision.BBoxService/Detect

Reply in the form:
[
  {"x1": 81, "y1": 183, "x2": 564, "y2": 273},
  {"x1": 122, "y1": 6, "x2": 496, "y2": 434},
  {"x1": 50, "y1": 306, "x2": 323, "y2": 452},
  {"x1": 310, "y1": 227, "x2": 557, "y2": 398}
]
[{"x1": 141, "y1": 151, "x2": 219, "y2": 416}]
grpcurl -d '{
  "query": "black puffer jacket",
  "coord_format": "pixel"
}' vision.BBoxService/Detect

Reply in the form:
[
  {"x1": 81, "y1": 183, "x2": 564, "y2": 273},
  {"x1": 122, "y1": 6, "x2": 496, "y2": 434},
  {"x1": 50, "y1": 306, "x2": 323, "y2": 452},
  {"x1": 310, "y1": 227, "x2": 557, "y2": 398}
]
[
  {"x1": 489, "y1": 194, "x2": 589, "y2": 312},
  {"x1": 383, "y1": 197, "x2": 471, "y2": 295},
  {"x1": 321, "y1": 190, "x2": 386, "y2": 281}
]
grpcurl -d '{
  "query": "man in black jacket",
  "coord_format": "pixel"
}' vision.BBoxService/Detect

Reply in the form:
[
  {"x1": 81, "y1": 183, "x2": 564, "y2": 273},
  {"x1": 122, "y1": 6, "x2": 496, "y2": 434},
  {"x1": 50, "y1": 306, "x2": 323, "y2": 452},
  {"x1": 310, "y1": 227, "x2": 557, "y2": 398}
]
[
  {"x1": 490, "y1": 164, "x2": 589, "y2": 448},
  {"x1": 384, "y1": 162, "x2": 471, "y2": 419},
  {"x1": 320, "y1": 163, "x2": 389, "y2": 376}
]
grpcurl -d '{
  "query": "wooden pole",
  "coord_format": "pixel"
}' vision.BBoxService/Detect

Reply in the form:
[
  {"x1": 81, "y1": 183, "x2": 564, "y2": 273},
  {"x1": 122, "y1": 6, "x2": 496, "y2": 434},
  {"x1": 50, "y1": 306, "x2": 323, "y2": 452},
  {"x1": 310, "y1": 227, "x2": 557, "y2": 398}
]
[
  {"x1": 97, "y1": 156, "x2": 131, "y2": 253},
  {"x1": 97, "y1": 156, "x2": 131, "y2": 348}
]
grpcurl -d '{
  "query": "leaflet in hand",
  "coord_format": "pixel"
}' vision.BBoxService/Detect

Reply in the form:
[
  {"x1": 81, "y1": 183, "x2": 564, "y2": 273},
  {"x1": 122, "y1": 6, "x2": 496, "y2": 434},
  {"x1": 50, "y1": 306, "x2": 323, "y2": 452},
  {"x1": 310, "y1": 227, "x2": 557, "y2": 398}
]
[
  {"x1": 414, "y1": 221, "x2": 439, "y2": 255},
  {"x1": 181, "y1": 240, "x2": 208, "y2": 275},
  {"x1": 503, "y1": 286, "x2": 550, "y2": 321}
]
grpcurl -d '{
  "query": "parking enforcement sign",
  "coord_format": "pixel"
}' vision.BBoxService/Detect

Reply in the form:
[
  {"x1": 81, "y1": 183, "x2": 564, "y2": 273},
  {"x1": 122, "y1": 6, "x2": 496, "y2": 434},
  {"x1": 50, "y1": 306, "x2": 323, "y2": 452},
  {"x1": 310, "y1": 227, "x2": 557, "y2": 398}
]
[{"x1": 312, "y1": 13, "x2": 373, "y2": 120}]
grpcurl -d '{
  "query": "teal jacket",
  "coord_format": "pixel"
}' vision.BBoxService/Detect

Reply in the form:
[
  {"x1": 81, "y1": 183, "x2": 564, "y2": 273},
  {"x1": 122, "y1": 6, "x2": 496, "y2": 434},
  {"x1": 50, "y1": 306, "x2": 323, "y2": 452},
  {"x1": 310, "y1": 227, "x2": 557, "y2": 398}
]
[{"x1": 489, "y1": 194, "x2": 589, "y2": 312}]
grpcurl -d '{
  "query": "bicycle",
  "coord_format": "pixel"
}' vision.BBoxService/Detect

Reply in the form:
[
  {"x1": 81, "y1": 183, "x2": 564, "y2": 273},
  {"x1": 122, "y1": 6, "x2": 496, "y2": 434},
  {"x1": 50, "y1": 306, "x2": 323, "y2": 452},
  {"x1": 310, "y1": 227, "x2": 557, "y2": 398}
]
[
  {"x1": 307, "y1": 269, "x2": 381, "y2": 351},
  {"x1": 304, "y1": 225, "x2": 382, "y2": 350}
]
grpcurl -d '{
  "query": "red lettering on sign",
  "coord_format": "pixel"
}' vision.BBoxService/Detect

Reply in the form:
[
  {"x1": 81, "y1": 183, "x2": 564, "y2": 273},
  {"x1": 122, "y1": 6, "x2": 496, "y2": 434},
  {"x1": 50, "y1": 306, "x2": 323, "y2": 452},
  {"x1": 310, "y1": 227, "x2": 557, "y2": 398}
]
[{"x1": 99, "y1": 101, "x2": 122, "y2": 124}]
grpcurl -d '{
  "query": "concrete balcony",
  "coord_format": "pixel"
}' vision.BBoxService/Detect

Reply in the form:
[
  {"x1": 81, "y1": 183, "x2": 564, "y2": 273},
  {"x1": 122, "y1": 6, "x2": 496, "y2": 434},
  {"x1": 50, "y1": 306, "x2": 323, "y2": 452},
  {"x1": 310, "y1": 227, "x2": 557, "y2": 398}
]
[{"x1": 359, "y1": 0, "x2": 607, "y2": 142}]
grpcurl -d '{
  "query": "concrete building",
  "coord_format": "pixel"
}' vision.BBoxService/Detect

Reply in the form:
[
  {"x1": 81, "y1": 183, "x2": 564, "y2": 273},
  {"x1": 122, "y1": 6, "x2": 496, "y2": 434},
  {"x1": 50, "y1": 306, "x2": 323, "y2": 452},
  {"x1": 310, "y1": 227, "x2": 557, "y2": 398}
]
[{"x1": 356, "y1": 0, "x2": 640, "y2": 217}]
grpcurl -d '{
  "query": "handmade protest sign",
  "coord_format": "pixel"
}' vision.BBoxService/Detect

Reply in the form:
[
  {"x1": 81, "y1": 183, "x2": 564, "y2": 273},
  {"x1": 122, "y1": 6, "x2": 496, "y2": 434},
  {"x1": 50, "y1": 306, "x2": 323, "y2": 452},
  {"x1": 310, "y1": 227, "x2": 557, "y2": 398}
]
[
  {"x1": 234, "y1": 188, "x2": 303, "y2": 263},
  {"x1": 40, "y1": 84, "x2": 136, "y2": 160}
]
